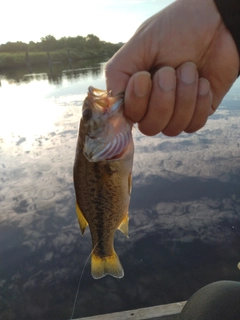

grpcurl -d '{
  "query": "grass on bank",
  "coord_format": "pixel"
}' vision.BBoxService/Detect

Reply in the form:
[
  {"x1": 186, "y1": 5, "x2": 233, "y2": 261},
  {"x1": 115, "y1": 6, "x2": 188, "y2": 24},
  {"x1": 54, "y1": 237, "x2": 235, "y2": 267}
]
[{"x1": 0, "y1": 48, "x2": 113, "y2": 69}]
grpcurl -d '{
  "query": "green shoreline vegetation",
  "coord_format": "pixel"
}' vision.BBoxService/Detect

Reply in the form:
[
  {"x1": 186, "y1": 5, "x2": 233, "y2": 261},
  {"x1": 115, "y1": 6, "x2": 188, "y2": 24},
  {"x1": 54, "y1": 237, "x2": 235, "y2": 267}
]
[{"x1": 0, "y1": 34, "x2": 123, "y2": 69}]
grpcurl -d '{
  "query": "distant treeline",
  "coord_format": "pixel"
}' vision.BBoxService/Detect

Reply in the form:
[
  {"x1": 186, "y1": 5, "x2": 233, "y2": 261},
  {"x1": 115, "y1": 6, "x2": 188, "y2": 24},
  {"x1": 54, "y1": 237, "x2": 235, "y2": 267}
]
[{"x1": 0, "y1": 34, "x2": 123, "y2": 69}]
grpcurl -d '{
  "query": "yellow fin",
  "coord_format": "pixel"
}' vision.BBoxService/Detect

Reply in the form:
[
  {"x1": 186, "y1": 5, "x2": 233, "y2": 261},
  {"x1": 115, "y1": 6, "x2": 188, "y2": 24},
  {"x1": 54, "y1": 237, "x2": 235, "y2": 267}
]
[
  {"x1": 118, "y1": 213, "x2": 129, "y2": 238},
  {"x1": 91, "y1": 251, "x2": 124, "y2": 279},
  {"x1": 76, "y1": 203, "x2": 88, "y2": 235}
]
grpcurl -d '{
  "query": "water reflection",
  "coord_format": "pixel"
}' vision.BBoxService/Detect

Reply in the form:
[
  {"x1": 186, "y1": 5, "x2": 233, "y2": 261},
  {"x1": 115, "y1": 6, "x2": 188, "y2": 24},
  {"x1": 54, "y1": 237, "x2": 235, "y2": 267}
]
[
  {"x1": 0, "y1": 58, "x2": 104, "y2": 85},
  {"x1": 0, "y1": 63, "x2": 240, "y2": 320}
]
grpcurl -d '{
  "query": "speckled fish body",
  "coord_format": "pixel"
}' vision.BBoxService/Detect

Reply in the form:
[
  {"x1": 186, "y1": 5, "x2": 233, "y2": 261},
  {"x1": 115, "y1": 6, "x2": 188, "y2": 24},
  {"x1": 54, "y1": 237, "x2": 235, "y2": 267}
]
[{"x1": 73, "y1": 86, "x2": 134, "y2": 279}]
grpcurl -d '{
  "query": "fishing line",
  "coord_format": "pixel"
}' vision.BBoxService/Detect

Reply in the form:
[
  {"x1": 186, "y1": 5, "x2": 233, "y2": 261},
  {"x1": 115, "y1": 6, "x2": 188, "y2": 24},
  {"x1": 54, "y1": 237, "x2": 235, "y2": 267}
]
[{"x1": 69, "y1": 234, "x2": 105, "y2": 320}]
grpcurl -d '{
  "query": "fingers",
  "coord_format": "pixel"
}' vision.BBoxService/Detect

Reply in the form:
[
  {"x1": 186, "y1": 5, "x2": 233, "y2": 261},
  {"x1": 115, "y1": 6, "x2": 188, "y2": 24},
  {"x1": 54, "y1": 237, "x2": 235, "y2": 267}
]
[
  {"x1": 126, "y1": 62, "x2": 213, "y2": 136},
  {"x1": 162, "y1": 62, "x2": 198, "y2": 136},
  {"x1": 137, "y1": 67, "x2": 176, "y2": 136},
  {"x1": 184, "y1": 78, "x2": 212, "y2": 133},
  {"x1": 124, "y1": 71, "x2": 152, "y2": 123}
]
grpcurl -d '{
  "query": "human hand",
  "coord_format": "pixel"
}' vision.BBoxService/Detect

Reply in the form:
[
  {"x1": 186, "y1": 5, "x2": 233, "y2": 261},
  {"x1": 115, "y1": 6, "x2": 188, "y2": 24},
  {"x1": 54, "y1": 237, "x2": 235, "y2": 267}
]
[
  {"x1": 122, "y1": 63, "x2": 212, "y2": 136},
  {"x1": 105, "y1": 0, "x2": 239, "y2": 136}
]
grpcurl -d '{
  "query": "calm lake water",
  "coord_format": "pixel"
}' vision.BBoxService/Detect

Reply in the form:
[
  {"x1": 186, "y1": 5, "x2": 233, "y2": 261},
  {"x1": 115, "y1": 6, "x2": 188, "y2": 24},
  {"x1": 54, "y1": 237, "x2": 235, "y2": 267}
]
[{"x1": 0, "y1": 60, "x2": 240, "y2": 320}]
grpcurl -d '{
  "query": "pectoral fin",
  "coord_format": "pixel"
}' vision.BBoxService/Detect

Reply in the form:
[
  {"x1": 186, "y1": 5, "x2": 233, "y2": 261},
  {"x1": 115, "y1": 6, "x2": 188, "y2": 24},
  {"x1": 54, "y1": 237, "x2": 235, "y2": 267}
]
[
  {"x1": 76, "y1": 203, "x2": 88, "y2": 235},
  {"x1": 128, "y1": 172, "x2": 132, "y2": 195},
  {"x1": 118, "y1": 213, "x2": 129, "y2": 238}
]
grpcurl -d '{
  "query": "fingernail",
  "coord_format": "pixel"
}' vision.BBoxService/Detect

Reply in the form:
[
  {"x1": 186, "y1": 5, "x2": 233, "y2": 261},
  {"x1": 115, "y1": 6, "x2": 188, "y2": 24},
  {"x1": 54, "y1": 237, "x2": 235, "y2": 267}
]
[
  {"x1": 158, "y1": 67, "x2": 176, "y2": 92},
  {"x1": 133, "y1": 72, "x2": 151, "y2": 97},
  {"x1": 198, "y1": 78, "x2": 210, "y2": 96},
  {"x1": 180, "y1": 63, "x2": 196, "y2": 84}
]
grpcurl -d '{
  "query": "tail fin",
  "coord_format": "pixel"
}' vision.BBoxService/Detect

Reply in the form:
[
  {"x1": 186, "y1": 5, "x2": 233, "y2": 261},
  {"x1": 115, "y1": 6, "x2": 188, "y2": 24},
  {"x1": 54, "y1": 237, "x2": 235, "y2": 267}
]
[{"x1": 91, "y1": 251, "x2": 124, "y2": 279}]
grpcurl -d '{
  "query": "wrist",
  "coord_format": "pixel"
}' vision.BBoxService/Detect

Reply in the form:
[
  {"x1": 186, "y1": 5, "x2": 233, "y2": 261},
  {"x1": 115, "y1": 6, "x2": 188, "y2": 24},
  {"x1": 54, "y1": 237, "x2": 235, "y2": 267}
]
[{"x1": 213, "y1": 0, "x2": 240, "y2": 68}]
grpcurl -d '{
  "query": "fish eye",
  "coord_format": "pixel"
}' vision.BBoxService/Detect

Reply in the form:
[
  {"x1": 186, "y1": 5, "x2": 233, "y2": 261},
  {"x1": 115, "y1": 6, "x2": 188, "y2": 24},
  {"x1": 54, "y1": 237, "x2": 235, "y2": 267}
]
[{"x1": 82, "y1": 108, "x2": 92, "y2": 121}]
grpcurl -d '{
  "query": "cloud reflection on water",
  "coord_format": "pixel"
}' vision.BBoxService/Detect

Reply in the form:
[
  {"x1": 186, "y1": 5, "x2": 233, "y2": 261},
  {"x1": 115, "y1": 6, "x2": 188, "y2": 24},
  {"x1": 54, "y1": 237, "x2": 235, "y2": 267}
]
[{"x1": 0, "y1": 66, "x2": 240, "y2": 319}]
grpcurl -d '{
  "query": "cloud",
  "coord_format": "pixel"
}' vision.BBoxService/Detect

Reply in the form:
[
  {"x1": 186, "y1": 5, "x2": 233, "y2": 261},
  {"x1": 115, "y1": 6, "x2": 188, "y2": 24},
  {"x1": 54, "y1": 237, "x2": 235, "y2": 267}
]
[
  {"x1": 132, "y1": 108, "x2": 240, "y2": 184},
  {"x1": 1, "y1": 87, "x2": 240, "y2": 246},
  {"x1": 1, "y1": 72, "x2": 240, "y2": 320}
]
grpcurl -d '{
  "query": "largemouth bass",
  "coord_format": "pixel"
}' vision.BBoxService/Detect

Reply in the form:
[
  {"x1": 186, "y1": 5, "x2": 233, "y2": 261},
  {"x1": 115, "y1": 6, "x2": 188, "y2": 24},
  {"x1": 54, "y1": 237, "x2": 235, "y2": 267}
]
[{"x1": 73, "y1": 86, "x2": 134, "y2": 279}]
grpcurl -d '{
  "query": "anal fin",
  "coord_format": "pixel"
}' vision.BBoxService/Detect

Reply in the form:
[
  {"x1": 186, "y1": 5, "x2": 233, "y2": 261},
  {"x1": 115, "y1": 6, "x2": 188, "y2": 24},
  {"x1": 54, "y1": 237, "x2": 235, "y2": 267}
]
[
  {"x1": 76, "y1": 202, "x2": 88, "y2": 235},
  {"x1": 118, "y1": 213, "x2": 129, "y2": 238},
  {"x1": 91, "y1": 251, "x2": 124, "y2": 279}
]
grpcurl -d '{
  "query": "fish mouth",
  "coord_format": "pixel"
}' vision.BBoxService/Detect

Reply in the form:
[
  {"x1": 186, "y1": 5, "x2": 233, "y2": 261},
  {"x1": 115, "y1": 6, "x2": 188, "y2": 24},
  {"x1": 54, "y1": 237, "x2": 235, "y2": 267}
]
[{"x1": 87, "y1": 86, "x2": 124, "y2": 113}]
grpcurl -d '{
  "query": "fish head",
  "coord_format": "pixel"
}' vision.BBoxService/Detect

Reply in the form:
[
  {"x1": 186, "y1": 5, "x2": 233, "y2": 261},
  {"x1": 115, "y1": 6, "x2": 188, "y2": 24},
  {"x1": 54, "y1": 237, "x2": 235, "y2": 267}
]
[{"x1": 80, "y1": 86, "x2": 133, "y2": 162}]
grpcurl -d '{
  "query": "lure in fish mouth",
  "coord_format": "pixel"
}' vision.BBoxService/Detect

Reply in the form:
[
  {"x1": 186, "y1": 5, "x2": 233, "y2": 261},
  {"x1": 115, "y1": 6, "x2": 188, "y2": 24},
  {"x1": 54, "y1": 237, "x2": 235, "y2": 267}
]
[{"x1": 73, "y1": 86, "x2": 134, "y2": 279}]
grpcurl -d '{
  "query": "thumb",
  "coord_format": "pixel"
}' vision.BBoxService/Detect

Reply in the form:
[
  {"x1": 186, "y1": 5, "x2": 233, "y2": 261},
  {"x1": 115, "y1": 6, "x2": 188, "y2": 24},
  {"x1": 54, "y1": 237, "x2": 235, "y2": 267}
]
[{"x1": 105, "y1": 40, "x2": 146, "y2": 95}]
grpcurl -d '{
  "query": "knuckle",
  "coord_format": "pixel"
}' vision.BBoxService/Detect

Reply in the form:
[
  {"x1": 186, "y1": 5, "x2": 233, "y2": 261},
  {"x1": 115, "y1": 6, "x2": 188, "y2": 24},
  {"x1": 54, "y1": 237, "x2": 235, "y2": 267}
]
[{"x1": 162, "y1": 126, "x2": 182, "y2": 137}]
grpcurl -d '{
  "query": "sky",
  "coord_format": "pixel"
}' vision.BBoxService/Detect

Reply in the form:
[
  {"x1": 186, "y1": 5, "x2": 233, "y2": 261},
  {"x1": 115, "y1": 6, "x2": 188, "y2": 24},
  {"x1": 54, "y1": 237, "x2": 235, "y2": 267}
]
[{"x1": 1, "y1": 0, "x2": 174, "y2": 45}]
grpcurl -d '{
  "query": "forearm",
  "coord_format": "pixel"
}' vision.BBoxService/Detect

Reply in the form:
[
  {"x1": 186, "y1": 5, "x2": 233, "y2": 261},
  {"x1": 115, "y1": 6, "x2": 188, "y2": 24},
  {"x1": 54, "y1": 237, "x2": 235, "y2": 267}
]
[{"x1": 214, "y1": 0, "x2": 240, "y2": 55}]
